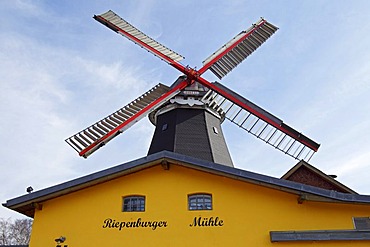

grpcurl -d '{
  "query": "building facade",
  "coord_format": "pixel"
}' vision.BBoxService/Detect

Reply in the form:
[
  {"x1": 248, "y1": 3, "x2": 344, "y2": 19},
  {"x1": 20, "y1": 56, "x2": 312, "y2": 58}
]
[{"x1": 4, "y1": 151, "x2": 370, "y2": 246}]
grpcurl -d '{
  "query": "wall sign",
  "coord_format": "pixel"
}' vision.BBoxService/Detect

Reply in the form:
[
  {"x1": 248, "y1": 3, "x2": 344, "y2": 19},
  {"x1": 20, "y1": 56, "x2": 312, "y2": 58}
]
[
  {"x1": 102, "y1": 216, "x2": 224, "y2": 231},
  {"x1": 102, "y1": 218, "x2": 168, "y2": 231},
  {"x1": 189, "y1": 216, "x2": 224, "y2": 227}
]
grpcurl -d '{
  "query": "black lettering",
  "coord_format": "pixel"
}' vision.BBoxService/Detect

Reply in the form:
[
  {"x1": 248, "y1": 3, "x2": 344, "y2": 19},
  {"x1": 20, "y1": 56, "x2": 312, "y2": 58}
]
[
  {"x1": 151, "y1": 221, "x2": 158, "y2": 230},
  {"x1": 136, "y1": 218, "x2": 142, "y2": 227},
  {"x1": 102, "y1": 218, "x2": 168, "y2": 230},
  {"x1": 198, "y1": 217, "x2": 202, "y2": 226},
  {"x1": 209, "y1": 217, "x2": 215, "y2": 226},
  {"x1": 119, "y1": 222, "x2": 125, "y2": 230},
  {"x1": 214, "y1": 217, "x2": 219, "y2": 226},
  {"x1": 202, "y1": 217, "x2": 208, "y2": 226},
  {"x1": 190, "y1": 217, "x2": 198, "y2": 227},
  {"x1": 102, "y1": 218, "x2": 112, "y2": 228},
  {"x1": 189, "y1": 216, "x2": 224, "y2": 227}
]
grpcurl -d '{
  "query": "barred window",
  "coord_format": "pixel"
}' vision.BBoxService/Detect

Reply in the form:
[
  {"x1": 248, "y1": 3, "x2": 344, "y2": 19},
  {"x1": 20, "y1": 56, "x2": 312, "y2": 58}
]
[
  {"x1": 188, "y1": 193, "x2": 212, "y2": 210},
  {"x1": 122, "y1": 196, "x2": 145, "y2": 212}
]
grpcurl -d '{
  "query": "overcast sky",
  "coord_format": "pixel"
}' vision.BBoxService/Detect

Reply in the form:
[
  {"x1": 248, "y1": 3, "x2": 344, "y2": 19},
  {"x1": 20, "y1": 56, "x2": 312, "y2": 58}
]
[{"x1": 1, "y1": 0, "x2": 370, "y2": 219}]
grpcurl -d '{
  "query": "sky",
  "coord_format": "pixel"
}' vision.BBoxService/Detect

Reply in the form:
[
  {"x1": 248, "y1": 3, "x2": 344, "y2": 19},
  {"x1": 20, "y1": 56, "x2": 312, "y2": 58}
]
[{"x1": 1, "y1": 0, "x2": 370, "y2": 219}]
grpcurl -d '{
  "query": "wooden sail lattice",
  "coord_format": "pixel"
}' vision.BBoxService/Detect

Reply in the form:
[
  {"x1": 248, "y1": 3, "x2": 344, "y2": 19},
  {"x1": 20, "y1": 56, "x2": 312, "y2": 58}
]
[
  {"x1": 66, "y1": 83, "x2": 171, "y2": 157},
  {"x1": 201, "y1": 82, "x2": 319, "y2": 161}
]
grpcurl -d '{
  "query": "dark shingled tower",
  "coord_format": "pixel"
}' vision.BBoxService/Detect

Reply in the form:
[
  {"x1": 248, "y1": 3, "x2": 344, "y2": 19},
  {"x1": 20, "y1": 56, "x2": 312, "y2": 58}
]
[{"x1": 148, "y1": 76, "x2": 233, "y2": 167}]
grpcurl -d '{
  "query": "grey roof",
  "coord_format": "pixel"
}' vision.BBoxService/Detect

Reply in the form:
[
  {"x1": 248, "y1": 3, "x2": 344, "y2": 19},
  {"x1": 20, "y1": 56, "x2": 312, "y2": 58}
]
[
  {"x1": 0, "y1": 246, "x2": 28, "y2": 247},
  {"x1": 3, "y1": 151, "x2": 370, "y2": 217},
  {"x1": 270, "y1": 229, "x2": 370, "y2": 242}
]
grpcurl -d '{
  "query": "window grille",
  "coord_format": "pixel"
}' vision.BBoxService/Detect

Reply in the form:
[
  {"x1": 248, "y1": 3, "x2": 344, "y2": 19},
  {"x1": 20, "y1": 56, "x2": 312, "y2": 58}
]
[
  {"x1": 188, "y1": 194, "x2": 212, "y2": 210},
  {"x1": 122, "y1": 196, "x2": 145, "y2": 212}
]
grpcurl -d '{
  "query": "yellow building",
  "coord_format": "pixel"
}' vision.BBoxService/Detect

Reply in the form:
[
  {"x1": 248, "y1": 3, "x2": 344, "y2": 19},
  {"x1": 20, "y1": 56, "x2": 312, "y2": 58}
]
[{"x1": 4, "y1": 151, "x2": 370, "y2": 246}]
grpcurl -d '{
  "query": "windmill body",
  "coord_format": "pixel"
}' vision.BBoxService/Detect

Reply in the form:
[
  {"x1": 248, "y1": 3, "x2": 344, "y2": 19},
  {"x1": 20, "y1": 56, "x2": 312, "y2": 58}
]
[
  {"x1": 65, "y1": 10, "x2": 320, "y2": 164},
  {"x1": 148, "y1": 77, "x2": 233, "y2": 166}
]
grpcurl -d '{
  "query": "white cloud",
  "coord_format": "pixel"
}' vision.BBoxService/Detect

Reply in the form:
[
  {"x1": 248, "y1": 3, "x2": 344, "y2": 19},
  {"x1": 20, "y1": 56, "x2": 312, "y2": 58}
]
[{"x1": 0, "y1": 15, "x2": 153, "y2": 218}]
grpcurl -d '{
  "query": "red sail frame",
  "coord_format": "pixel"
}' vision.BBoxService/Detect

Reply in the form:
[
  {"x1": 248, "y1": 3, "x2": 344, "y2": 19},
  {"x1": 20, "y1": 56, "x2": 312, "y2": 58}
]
[
  {"x1": 198, "y1": 19, "x2": 268, "y2": 75},
  {"x1": 78, "y1": 80, "x2": 189, "y2": 158}
]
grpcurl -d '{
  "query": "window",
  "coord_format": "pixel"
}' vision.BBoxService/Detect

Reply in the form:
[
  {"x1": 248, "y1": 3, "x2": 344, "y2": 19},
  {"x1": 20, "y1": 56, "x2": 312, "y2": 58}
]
[
  {"x1": 188, "y1": 193, "x2": 212, "y2": 210},
  {"x1": 353, "y1": 217, "x2": 370, "y2": 230},
  {"x1": 162, "y1": 123, "x2": 168, "y2": 131},
  {"x1": 122, "y1": 196, "x2": 145, "y2": 212}
]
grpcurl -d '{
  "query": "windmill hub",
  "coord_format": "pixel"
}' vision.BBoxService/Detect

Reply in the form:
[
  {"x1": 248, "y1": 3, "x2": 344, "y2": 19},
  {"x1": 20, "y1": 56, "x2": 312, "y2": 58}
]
[{"x1": 184, "y1": 67, "x2": 200, "y2": 81}]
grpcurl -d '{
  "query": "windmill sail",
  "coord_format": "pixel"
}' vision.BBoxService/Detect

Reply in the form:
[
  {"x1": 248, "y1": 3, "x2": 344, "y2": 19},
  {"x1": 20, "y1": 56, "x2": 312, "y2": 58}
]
[
  {"x1": 94, "y1": 10, "x2": 184, "y2": 64},
  {"x1": 199, "y1": 19, "x2": 278, "y2": 79},
  {"x1": 201, "y1": 82, "x2": 320, "y2": 161},
  {"x1": 66, "y1": 10, "x2": 320, "y2": 161},
  {"x1": 65, "y1": 82, "x2": 187, "y2": 158}
]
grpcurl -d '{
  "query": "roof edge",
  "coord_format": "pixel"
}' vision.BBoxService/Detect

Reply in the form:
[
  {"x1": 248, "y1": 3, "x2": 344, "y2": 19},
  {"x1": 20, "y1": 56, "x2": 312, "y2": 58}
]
[{"x1": 4, "y1": 151, "x2": 370, "y2": 217}]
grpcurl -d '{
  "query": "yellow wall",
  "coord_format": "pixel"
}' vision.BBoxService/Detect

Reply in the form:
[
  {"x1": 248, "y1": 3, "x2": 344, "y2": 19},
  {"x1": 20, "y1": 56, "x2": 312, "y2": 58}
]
[{"x1": 30, "y1": 163, "x2": 370, "y2": 246}]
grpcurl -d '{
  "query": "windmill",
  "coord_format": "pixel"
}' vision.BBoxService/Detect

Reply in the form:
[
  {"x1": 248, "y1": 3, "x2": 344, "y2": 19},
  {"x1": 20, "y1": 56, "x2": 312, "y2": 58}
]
[{"x1": 66, "y1": 10, "x2": 320, "y2": 165}]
